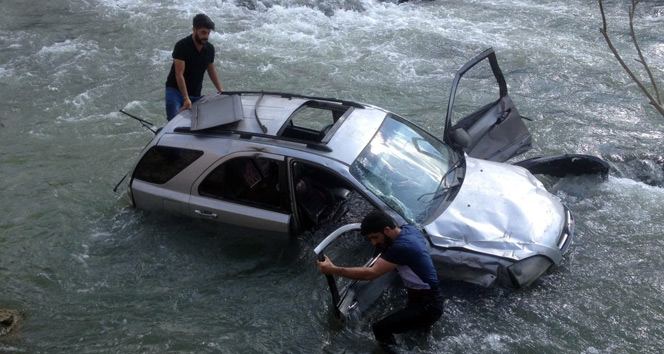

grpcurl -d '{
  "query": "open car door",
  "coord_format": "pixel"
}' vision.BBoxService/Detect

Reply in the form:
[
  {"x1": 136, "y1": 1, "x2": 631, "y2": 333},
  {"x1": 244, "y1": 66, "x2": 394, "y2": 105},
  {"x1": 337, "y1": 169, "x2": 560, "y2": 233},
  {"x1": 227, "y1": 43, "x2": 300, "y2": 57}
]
[
  {"x1": 314, "y1": 224, "x2": 395, "y2": 321},
  {"x1": 443, "y1": 48, "x2": 610, "y2": 177},
  {"x1": 443, "y1": 48, "x2": 532, "y2": 162}
]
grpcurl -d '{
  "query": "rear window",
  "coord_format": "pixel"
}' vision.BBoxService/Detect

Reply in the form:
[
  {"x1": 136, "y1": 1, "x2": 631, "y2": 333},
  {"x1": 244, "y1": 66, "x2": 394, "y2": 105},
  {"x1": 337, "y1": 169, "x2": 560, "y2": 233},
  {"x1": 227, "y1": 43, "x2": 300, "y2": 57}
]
[{"x1": 132, "y1": 146, "x2": 203, "y2": 184}]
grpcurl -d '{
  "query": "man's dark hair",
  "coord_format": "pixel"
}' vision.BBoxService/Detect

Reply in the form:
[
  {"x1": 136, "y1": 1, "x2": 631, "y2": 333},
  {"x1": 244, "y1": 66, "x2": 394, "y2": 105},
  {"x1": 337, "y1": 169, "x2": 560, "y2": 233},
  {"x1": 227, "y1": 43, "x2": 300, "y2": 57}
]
[
  {"x1": 361, "y1": 210, "x2": 397, "y2": 236},
  {"x1": 193, "y1": 13, "x2": 215, "y2": 30}
]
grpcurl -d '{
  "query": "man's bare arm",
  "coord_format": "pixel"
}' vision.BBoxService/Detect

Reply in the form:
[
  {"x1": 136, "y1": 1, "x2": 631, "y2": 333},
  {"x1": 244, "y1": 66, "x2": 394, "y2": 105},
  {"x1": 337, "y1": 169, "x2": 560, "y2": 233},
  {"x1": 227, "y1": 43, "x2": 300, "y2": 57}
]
[
  {"x1": 173, "y1": 59, "x2": 192, "y2": 112},
  {"x1": 318, "y1": 256, "x2": 397, "y2": 281},
  {"x1": 207, "y1": 62, "x2": 224, "y2": 92}
]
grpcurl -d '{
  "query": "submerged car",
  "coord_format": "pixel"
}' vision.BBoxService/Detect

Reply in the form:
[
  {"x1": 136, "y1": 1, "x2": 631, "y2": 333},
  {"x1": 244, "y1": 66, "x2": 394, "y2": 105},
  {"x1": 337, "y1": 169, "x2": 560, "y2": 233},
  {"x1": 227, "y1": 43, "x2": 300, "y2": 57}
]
[{"x1": 123, "y1": 49, "x2": 607, "y2": 309}]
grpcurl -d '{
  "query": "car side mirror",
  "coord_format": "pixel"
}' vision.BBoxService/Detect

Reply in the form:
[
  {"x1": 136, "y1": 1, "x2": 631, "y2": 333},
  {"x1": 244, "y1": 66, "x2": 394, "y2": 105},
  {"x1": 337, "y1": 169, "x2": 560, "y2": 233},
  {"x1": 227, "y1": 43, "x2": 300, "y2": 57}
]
[{"x1": 450, "y1": 128, "x2": 472, "y2": 149}]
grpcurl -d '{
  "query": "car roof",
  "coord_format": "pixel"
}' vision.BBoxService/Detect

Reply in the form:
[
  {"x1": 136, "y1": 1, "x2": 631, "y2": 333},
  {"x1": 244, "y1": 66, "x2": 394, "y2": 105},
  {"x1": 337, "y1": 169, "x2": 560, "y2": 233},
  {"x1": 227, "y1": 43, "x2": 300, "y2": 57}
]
[{"x1": 163, "y1": 91, "x2": 387, "y2": 165}]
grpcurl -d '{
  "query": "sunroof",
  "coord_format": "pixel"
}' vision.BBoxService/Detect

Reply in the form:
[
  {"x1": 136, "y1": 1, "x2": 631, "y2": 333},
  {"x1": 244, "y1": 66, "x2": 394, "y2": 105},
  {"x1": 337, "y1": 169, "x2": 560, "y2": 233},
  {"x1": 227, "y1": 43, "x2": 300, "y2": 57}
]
[{"x1": 276, "y1": 100, "x2": 351, "y2": 143}]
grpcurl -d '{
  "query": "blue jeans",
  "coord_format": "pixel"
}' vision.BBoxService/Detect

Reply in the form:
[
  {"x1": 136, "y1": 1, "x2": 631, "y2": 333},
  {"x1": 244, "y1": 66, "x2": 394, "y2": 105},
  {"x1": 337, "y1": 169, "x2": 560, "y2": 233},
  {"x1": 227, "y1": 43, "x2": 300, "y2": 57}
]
[{"x1": 165, "y1": 87, "x2": 201, "y2": 121}]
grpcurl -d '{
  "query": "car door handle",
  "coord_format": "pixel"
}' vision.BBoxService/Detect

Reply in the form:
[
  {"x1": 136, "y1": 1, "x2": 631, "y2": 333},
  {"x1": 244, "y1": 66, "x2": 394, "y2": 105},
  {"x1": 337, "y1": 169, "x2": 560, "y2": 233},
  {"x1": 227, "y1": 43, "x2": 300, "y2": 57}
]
[
  {"x1": 496, "y1": 108, "x2": 511, "y2": 124},
  {"x1": 194, "y1": 209, "x2": 218, "y2": 219}
]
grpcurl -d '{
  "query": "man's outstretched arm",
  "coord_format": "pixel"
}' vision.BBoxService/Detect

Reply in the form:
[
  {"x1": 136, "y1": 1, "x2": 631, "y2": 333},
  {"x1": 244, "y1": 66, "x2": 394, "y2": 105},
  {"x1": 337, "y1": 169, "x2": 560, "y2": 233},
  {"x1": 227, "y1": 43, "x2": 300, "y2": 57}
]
[{"x1": 318, "y1": 255, "x2": 396, "y2": 281}]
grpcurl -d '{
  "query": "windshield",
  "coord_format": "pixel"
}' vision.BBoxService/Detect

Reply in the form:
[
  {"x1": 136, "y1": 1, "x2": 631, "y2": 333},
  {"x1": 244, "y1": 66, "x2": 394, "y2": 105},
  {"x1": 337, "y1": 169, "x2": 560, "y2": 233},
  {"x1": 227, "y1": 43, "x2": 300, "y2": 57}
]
[{"x1": 350, "y1": 115, "x2": 457, "y2": 223}]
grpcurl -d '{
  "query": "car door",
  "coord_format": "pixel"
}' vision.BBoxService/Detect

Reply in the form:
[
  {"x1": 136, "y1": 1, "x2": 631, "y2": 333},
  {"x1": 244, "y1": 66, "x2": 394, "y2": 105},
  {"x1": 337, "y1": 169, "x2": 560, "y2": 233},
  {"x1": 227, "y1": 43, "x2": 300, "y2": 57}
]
[
  {"x1": 314, "y1": 224, "x2": 395, "y2": 321},
  {"x1": 188, "y1": 153, "x2": 293, "y2": 233},
  {"x1": 443, "y1": 48, "x2": 532, "y2": 162}
]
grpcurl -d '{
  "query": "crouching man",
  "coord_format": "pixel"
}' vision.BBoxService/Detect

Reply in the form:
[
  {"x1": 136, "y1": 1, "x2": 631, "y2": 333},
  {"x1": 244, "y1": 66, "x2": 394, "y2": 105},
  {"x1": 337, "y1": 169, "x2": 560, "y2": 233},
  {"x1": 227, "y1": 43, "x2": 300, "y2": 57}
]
[{"x1": 317, "y1": 210, "x2": 444, "y2": 351}]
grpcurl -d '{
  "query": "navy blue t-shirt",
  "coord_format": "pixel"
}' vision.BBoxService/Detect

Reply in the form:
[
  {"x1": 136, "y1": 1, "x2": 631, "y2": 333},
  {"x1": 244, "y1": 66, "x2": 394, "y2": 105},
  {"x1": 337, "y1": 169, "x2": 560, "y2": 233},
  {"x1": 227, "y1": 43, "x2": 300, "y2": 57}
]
[
  {"x1": 165, "y1": 35, "x2": 215, "y2": 97},
  {"x1": 381, "y1": 225, "x2": 441, "y2": 293}
]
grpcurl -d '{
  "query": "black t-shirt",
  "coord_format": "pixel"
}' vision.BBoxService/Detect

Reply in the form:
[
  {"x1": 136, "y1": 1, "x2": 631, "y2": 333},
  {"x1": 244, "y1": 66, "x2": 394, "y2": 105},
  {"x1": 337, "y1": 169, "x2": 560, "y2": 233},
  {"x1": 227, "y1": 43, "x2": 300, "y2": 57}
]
[{"x1": 165, "y1": 35, "x2": 215, "y2": 97}]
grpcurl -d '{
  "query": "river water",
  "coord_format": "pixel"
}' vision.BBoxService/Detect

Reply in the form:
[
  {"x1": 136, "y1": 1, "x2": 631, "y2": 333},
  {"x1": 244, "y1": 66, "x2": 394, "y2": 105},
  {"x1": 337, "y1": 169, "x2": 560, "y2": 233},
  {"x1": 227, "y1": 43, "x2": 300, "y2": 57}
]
[{"x1": 1, "y1": 0, "x2": 663, "y2": 352}]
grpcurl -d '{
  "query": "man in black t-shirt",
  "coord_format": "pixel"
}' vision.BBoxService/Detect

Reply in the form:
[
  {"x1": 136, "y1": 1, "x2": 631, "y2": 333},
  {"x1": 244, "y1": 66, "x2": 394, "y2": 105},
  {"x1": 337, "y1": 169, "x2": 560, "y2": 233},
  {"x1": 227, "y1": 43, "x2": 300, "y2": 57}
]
[{"x1": 165, "y1": 13, "x2": 225, "y2": 121}]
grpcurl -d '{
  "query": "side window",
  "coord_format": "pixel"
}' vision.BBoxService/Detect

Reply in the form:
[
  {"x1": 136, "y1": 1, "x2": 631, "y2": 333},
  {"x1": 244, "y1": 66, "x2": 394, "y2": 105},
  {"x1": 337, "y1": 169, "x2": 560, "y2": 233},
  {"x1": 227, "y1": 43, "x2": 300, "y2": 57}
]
[
  {"x1": 292, "y1": 161, "x2": 355, "y2": 228},
  {"x1": 450, "y1": 58, "x2": 499, "y2": 130},
  {"x1": 133, "y1": 146, "x2": 203, "y2": 184},
  {"x1": 199, "y1": 157, "x2": 284, "y2": 210}
]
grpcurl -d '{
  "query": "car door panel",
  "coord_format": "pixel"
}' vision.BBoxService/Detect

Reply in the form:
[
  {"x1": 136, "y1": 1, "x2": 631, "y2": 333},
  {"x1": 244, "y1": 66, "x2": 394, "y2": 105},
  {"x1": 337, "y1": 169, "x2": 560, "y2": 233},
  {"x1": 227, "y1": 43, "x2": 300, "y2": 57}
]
[
  {"x1": 188, "y1": 195, "x2": 291, "y2": 233},
  {"x1": 314, "y1": 224, "x2": 396, "y2": 321},
  {"x1": 444, "y1": 48, "x2": 532, "y2": 162},
  {"x1": 188, "y1": 153, "x2": 292, "y2": 234},
  {"x1": 131, "y1": 179, "x2": 190, "y2": 215},
  {"x1": 462, "y1": 96, "x2": 531, "y2": 161}
]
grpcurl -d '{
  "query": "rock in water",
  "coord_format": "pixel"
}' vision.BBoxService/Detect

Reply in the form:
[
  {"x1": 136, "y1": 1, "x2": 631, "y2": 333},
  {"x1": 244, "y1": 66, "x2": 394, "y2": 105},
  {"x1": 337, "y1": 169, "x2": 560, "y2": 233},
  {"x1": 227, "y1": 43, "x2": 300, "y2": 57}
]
[{"x1": 0, "y1": 309, "x2": 21, "y2": 337}]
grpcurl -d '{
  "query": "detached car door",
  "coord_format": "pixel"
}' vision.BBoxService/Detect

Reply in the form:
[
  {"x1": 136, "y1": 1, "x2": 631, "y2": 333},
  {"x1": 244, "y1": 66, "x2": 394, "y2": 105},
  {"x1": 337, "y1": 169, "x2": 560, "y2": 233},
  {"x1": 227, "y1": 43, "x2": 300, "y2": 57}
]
[
  {"x1": 314, "y1": 224, "x2": 395, "y2": 321},
  {"x1": 443, "y1": 48, "x2": 532, "y2": 162},
  {"x1": 188, "y1": 153, "x2": 293, "y2": 233}
]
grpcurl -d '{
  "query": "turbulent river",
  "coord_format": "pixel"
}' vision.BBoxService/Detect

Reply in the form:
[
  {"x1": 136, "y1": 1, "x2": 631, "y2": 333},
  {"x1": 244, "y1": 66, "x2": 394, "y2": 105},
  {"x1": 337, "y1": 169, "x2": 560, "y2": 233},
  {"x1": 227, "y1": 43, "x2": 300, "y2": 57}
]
[{"x1": 1, "y1": 0, "x2": 663, "y2": 352}]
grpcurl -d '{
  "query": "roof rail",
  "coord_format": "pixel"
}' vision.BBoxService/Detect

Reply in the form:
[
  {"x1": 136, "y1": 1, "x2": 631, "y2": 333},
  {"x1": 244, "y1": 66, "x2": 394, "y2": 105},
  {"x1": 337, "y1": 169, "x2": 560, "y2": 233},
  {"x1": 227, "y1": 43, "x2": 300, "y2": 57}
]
[
  {"x1": 172, "y1": 127, "x2": 333, "y2": 152},
  {"x1": 220, "y1": 91, "x2": 365, "y2": 109}
]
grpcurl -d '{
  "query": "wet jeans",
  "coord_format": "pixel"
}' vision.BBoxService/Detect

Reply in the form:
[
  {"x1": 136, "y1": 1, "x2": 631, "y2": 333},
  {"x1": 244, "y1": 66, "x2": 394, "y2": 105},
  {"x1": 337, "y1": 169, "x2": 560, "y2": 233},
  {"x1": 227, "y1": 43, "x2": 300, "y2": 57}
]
[
  {"x1": 165, "y1": 87, "x2": 201, "y2": 121},
  {"x1": 372, "y1": 298, "x2": 444, "y2": 346}
]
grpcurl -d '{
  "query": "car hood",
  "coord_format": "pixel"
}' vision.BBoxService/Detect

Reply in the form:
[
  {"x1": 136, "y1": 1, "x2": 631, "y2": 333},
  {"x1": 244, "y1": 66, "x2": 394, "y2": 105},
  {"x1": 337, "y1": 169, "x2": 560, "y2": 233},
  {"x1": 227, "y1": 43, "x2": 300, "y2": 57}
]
[{"x1": 424, "y1": 156, "x2": 566, "y2": 263}]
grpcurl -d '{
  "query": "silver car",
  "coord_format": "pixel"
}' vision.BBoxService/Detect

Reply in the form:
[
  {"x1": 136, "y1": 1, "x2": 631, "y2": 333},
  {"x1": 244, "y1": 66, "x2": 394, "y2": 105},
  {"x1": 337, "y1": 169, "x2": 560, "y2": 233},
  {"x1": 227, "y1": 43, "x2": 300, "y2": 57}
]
[{"x1": 124, "y1": 49, "x2": 606, "y2": 306}]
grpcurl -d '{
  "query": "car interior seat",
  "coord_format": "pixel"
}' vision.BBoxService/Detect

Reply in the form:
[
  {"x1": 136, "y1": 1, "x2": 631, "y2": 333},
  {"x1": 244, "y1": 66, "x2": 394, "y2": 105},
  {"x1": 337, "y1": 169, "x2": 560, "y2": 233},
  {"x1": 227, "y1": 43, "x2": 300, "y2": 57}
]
[{"x1": 295, "y1": 175, "x2": 349, "y2": 227}]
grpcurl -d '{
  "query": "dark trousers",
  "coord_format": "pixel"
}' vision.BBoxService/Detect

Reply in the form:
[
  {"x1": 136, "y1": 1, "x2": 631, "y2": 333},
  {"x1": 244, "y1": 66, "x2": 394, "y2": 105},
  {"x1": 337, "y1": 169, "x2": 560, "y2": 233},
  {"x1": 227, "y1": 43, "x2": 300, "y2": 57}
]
[{"x1": 372, "y1": 299, "x2": 444, "y2": 345}]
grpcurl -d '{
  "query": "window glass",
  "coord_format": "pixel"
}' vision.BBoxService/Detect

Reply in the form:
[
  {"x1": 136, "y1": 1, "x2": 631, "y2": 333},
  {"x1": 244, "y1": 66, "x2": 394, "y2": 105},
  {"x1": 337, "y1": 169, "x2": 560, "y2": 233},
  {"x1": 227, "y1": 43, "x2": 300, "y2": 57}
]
[
  {"x1": 290, "y1": 104, "x2": 336, "y2": 131},
  {"x1": 133, "y1": 146, "x2": 203, "y2": 184},
  {"x1": 450, "y1": 58, "x2": 499, "y2": 128},
  {"x1": 350, "y1": 115, "x2": 455, "y2": 223},
  {"x1": 199, "y1": 157, "x2": 284, "y2": 210}
]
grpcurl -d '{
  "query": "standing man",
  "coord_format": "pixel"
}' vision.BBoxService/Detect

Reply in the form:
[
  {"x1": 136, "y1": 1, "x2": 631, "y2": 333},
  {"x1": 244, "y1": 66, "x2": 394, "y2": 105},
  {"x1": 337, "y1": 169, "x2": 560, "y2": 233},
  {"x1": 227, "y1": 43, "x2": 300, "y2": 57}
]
[
  {"x1": 165, "y1": 13, "x2": 225, "y2": 121},
  {"x1": 317, "y1": 210, "x2": 444, "y2": 351}
]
